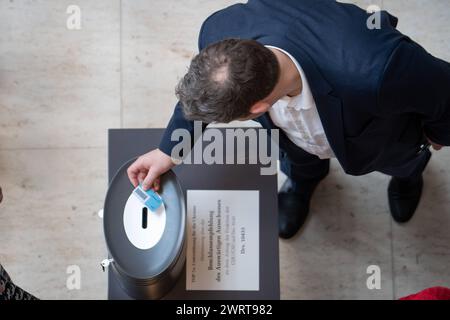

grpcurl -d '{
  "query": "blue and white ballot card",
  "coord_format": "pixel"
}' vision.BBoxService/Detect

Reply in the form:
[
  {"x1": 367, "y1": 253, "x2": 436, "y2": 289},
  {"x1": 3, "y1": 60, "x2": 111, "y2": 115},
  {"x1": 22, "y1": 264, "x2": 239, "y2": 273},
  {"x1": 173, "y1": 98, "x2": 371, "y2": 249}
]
[{"x1": 132, "y1": 185, "x2": 163, "y2": 212}]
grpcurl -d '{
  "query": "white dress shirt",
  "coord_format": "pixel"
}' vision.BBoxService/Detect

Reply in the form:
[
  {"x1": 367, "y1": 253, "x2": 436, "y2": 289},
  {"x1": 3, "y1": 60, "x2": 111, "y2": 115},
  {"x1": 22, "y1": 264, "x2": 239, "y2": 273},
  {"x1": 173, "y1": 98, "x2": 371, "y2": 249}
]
[{"x1": 266, "y1": 46, "x2": 335, "y2": 159}]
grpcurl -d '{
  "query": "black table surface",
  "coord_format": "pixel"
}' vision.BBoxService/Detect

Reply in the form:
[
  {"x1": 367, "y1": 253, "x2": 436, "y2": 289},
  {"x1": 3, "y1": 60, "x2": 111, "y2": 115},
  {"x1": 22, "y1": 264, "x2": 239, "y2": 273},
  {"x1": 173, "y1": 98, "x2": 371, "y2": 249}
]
[{"x1": 107, "y1": 128, "x2": 279, "y2": 299}]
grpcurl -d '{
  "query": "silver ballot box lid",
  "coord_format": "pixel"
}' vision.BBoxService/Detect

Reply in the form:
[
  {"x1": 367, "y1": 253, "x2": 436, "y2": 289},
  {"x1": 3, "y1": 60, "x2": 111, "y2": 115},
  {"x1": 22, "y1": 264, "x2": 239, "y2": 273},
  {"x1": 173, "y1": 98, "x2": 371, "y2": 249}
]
[{"x1": 103, "y1": 158, "x2": 186, "y2": 299}]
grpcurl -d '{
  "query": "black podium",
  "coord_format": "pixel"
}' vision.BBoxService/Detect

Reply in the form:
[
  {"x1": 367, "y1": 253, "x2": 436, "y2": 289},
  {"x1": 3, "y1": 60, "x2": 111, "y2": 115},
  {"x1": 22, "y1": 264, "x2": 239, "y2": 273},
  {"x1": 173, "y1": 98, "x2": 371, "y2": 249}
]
[{"x1": 107, "y1": 128, "x2": 279, "y2": 299}]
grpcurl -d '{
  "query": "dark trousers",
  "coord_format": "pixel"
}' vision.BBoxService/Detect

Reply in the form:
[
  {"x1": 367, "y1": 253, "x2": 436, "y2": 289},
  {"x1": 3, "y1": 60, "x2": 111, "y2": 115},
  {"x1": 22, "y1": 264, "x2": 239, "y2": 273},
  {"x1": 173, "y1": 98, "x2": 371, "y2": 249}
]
[
  {"x1": 280, "y1": 141, "x2": 431, "y2": 189},
  {"x1": 378, "y1": 137, "x2": 432, "y2": 181},
  {"x1": 279, "y1": 146, "x2": 330, "y2": 193}
]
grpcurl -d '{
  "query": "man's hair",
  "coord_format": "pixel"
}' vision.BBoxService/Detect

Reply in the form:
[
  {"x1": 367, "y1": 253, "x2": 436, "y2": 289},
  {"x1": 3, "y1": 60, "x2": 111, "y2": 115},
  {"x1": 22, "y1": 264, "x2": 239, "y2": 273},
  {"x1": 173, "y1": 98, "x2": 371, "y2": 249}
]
[{"x1": 175, "y1": 39, "x2": 280, "y2": 123}]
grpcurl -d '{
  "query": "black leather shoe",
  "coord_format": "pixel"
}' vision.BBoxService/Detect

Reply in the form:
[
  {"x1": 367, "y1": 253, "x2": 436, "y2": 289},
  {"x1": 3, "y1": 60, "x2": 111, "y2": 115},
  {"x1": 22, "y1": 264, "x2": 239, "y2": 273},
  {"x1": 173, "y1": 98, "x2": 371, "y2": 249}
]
[
  {"x1": 278, "y1": 179, "x2": 320, "y2": 239},
  {"x1": 388, "y1": 175, "x2": 423, "y2": 223}
]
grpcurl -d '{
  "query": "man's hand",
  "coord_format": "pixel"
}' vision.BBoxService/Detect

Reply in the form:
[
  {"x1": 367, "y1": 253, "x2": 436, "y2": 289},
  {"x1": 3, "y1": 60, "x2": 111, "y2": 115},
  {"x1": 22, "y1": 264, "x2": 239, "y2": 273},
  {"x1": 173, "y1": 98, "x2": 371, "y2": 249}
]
[
  {"x1": 427, "y1": 137, "x2": 443, "y2": 151},
  {"x1": 127, "y1": 149, "x2": 176, "y2": 191}
]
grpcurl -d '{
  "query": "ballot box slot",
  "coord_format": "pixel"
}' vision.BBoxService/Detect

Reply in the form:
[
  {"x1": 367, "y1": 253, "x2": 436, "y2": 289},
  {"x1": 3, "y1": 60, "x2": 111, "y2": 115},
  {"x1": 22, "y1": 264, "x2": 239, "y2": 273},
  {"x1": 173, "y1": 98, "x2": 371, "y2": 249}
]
[{"x1": 142, "y1": 207, "x2": 148, "y2": 229}]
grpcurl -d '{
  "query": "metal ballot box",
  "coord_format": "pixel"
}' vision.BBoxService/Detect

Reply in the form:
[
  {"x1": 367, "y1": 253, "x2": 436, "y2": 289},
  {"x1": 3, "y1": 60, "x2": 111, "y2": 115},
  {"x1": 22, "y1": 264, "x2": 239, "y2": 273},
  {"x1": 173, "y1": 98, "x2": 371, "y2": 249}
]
[{"x1": 106, "y1": 128, "x2": 279, "y2": 300}]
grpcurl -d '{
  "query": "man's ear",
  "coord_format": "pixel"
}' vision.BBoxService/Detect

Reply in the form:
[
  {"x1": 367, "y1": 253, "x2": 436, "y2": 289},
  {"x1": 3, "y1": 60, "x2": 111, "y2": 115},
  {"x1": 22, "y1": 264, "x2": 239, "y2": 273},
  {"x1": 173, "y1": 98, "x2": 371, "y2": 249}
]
[{"x1": 250, "y1": 101, "x2": 271, "y2": 114}]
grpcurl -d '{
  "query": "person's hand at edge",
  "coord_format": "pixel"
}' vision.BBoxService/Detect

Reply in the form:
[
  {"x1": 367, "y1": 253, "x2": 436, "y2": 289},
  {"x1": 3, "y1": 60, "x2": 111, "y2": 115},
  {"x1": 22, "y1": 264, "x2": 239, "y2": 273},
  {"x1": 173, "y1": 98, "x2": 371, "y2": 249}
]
[{"x1": 127, "y1": 148, "x2": 177, "y2": 192}]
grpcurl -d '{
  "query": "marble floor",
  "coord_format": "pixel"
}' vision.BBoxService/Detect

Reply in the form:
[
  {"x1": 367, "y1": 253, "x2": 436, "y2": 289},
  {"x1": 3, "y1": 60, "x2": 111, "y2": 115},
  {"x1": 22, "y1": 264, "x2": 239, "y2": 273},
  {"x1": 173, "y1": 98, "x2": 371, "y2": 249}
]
[{"x1": 0, "y1": 0, "x2": 448, "y2": 299}]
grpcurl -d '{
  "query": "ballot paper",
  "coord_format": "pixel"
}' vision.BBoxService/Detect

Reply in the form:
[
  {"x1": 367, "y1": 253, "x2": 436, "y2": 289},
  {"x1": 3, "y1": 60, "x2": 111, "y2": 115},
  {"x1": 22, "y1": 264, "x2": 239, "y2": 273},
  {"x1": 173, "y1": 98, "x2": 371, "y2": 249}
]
[{"x1": 186, "y1": 190, "x2": 259, "y2": 291}]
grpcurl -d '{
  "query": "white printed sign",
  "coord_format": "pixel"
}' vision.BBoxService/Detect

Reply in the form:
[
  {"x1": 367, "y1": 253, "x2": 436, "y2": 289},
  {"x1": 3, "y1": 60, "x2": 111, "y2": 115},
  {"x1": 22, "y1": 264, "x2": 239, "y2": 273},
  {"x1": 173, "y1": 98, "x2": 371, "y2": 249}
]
[{"x1": 186, "y1": 190, "x2": 259, "y2": 291}]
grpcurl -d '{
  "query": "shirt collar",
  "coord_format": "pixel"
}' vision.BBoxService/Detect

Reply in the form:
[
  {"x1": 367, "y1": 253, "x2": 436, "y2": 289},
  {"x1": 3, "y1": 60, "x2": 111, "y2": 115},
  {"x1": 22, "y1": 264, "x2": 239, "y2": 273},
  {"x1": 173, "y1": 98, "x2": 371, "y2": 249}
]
[{"x1": 266, "y1": 45, "x2": 314, "y2": 111}]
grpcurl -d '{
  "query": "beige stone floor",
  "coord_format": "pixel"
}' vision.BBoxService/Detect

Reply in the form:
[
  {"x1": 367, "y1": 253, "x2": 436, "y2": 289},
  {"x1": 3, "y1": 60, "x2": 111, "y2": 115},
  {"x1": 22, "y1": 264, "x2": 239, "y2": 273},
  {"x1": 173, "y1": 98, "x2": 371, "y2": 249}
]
[{"x1": 0, "y1": 0, "x2": 448, "y2": 299}]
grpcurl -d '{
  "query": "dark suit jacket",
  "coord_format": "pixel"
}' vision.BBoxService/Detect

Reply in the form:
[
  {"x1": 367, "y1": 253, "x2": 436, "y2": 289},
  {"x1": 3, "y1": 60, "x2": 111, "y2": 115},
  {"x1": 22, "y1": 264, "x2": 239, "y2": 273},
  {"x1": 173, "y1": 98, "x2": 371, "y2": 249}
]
[{"x1": 158, "y1": 0, "x2": 450, "y2": 177}]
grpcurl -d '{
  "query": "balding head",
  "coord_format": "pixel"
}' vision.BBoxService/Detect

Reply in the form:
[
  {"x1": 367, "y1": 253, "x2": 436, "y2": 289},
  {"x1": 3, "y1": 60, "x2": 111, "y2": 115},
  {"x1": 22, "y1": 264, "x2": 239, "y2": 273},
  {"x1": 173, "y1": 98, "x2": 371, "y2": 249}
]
[{"x1": 175, "y1": 39, "x2": 280, "y2": 123}]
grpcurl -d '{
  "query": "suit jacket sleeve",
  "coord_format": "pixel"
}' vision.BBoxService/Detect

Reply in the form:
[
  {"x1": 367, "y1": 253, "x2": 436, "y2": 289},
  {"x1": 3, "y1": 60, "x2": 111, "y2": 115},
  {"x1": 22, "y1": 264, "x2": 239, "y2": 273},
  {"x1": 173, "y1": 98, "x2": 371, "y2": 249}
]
[
  {"x1": 378, "y1": 39, "x2": 450, "y2": 146},
  {"x1": 158, "y1": 101, "x2": 207, "y2": 157}
]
